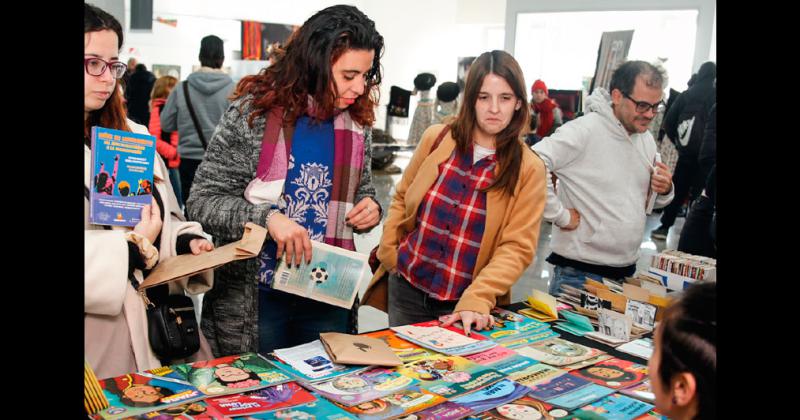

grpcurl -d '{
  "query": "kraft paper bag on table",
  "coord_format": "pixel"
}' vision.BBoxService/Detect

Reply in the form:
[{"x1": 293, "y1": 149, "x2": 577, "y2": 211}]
[
  {"x1": 141, "y1": 222, "x2": 268, "y2": 289},
  {"x1": 319, "y1": 332, "x2": 403, "y2": 367}
]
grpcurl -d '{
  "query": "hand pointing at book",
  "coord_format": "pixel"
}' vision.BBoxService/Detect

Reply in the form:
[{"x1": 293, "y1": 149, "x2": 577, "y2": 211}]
[{"x1": 440, "y1": 311, "x2": 495, "y2": 336}]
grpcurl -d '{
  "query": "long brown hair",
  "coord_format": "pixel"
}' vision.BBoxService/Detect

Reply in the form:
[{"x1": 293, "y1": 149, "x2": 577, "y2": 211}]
[
  {"x1": 84, "y1": 4, "x2": 130, "y2": 138},
  {"x1": 232, "y1": 5, "x2": 384, "y2": 128},
  {"x1": 450, "y1": 50, "x2": 530, "y2": 196}
]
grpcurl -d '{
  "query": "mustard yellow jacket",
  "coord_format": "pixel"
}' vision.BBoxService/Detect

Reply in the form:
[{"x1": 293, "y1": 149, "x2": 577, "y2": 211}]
[{"x1": 363, "y1": 124, "x2": 547, "y2": 315}]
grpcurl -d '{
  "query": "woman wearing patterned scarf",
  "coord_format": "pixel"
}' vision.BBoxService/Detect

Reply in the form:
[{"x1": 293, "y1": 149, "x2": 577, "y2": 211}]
[{"x1": 186, "y1": 5, "x2": 384, "y2": 355}]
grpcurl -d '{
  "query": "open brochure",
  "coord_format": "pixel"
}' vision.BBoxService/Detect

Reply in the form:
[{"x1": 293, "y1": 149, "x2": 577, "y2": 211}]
[{"x1": 272, "y1": 240, "x2": 370, "y2": 309}]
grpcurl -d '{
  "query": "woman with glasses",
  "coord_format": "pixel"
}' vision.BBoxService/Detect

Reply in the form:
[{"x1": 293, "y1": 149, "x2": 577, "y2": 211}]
[
  {"x1": 84, "y1": 3, "x2": 215, "y2": 379},
  {"x1": 364, "y1": 50, "x2": 547, "y2": 335},
  {"x1": 186, "y1": 5, "x2": 383, "y2": 356}
]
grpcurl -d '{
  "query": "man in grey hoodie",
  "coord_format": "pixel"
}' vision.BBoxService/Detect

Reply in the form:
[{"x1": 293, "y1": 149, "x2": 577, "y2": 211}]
[
  {"x1": 161, "y1": 35, "x2": 235, "y2": 205},
  {"x1": 533, "y1": 61, "x2": 674, "y2": 295}
]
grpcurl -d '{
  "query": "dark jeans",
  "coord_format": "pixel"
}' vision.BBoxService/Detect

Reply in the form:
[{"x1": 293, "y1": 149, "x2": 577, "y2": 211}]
[
  {"x1": 387, "y1": 273, "x2": 457, "y2": 327},
  {"x1": 258, "y1": 289, "x2": 350, "y2": 353},
  {"x1": 678, "y1": 195, "x2": 716, "y2": 258},
  {"x1": 660, "y1": 155, "x2": 705, "y2": 228},
  {"x1": 548, "y1": 265, "x2": 606, "y2": 295},
  {"x1": 179, "y1": 158, "x2": 202, "y2": 205}
]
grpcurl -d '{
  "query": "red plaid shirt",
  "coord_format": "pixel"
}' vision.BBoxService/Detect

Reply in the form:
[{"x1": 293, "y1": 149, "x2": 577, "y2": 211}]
[{"x1": 397, "y1": 145, "x2": 496, "y2": 301}]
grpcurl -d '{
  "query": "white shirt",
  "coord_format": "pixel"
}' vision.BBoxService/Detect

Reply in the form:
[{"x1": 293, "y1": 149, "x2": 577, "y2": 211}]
[{"x1": 473, "y1": 143, "x2": 495, "y2": 163}]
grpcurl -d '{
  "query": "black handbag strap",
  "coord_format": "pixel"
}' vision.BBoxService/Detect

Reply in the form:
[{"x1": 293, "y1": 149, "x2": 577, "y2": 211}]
[{"x1": 182, "y1": 81, "x2": 208, "y2": 150}]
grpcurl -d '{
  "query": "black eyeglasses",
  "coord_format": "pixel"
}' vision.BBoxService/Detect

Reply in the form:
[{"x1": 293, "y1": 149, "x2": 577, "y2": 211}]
[
  {"x1": 623, "y1": 93, "x2": 665, "y2": 114},
  {"x1": 84, "y1": 57, "x2": 127, "y2": 79}
]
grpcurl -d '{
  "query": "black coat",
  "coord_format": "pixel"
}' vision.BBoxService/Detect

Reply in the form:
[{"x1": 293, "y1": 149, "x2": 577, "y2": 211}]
[
  {"x1": 663, "y1": 67, "x2": 716, "y2": 157},
  {"x1": 126, "y1": 69, "x2": 156, "y2": 126}
]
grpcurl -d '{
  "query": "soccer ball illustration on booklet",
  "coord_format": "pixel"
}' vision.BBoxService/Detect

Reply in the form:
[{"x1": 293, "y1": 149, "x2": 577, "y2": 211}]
[{"x1": 310, "y1": 262, "x2": 329, "y2": 285}]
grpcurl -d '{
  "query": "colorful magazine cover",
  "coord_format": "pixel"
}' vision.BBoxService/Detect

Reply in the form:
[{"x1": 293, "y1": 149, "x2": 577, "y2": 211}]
[
  {"x1": 527, "y1": 374, "x2": 616, "y2": 410},
  {"x1": 619, "y1": 379, "x2": 655, "y2": 403},
  {"x1": 468, "y1": 395, "x2": 572, "y2": 420},
  {"x1": 307, "y1": 368, "x2": 419, "y2": 406},
  {"x1": 514, "y1": 338, "x2": 605, "y2": 367},
  {"x1": 496, "y1": 330, "x2": 560, "y2": 350},
  {"x1": 269, "y1": 340, "x2": 370, "y2": 383},
  {"x1": 240, "y1": 397, "x2": 359, "y2": 420},
  {"x1": 392, "y1": 322, "x2": 497, "y2": 356},
  {"x1": 160, "y1": 353, "x2": 293, "y2": 396},
  {"x1": 395, "y1": 354, "x2": 505, "y2": 398},
  {"x1": 205, "y1": 382, "x2": 317, "y2": 417},
  {"x1": 414, "y1": 401, "x2": 474, "y2": 420},
  {"x1": 116, "y1": 400, "x2": 232, "y2": 419},
  {"x1": 448, "y1": 379, "x2": 532, "y2": 414},
  {"x1": 575, "y1": 394, "x2": 654, "y2": 420},
  {"x1": 95, "y1": 373, "x2": 205, "y2": 420},
  {"x1": 464, "y1": 346, "x2": 539, "y2": 375},
  {"x1": 471, "y1": 308, "x2": 551, "y2": 342},
  {"x1": 89, "y1": 126, "x2": 156, "y2": 227},
  {"x1": 363, "y1": 330, "x2": 435, "y2": 363},
  {"x1": 507, "y1": 363, "x2": 566, "y2": 388},
  {"x1": 336, "y1": 386, "x2": 447, "y2": 420},
  {"x1": 572, "y1": 358, "x2": 647, "y2": 389}
]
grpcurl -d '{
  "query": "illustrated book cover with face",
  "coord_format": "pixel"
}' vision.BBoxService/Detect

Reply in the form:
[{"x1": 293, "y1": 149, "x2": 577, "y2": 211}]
[
  {"x1": 89, "y1": 126, "x2": 156, "y2": 227},
  {"x1": 468, "y1": 394, "x2": 573, "y2": 420},
  {"x1": 94, "y1": 373, "x2": 204, "y2": 420},
  {"x1": 395, "y1": 354, "x2": 506, "y2": 398},
  {"x1": 514, "y1": 338, "x2": 606, "y2": 367},
  {"x1": 151, "y1": 353, "x2": 292, "y2": 397},
  {"x1": 335, "y1": 386, "x2": 447, "y2": 420},
  {"x1": 571, "y1": 358, "x2": 647, "y2": 390},
  {"x1": 112, "y1": 400, "x2": 232, "y2": 420},
  {"x1": 306, "y1": 367, "x2": 419, "y2": 406},
  {"x1": 240, "y1": 396, "x2": 359, "y2": 420},
  {"x1": 362, "y1": 329, "x2": 436, "y2": 363},
  {"x1": 574, "y1": 393, "x2": 654, "y2": 420},
  {"x1": 204, "y1": 381, "x2": 317, "y2": 417}
]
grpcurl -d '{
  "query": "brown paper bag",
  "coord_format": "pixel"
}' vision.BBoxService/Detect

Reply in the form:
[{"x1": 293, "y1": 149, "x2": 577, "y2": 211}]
[
  {"x1": 319, "y1": 332, "x2": 402, "y2": 367},
  {"x1": 141, "y1": 222, "x2": 267, "y2": 289}
]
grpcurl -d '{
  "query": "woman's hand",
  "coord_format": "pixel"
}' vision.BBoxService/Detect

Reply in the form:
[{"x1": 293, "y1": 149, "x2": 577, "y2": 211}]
[
  {"x1": 267, "y1": 212, "x2": 312, "y2": 267},
  {"x1": 189, "y1": 238, "x2": 215, "y2": 255},
  {"x1": 439, "y1": 310, "x2": 495, "y2": 336},
  {"x1": 346, "y1": 198, "x2": 381, "y2": 231},
  {"x1": 133, "y1": 199, "x2": 162, "y2": 244}
]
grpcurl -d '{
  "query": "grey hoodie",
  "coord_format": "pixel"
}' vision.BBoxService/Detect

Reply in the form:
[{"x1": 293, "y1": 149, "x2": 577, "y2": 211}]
[
  {"x1": 532, "y1": 89, "x2": 674, "y2": 267},
  {"x1": 161, "y1": 68, "x2": 235, "y2": 160}
]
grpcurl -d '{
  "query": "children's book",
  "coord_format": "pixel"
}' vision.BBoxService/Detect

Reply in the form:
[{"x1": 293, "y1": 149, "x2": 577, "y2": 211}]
[
  {"x1": 575, "y1": 393, "x2": 654, "y2": 420},
  {"x1": 571, "y1": 358, "x2": 647, "y2": 389},
  {"x1": 335, "y1": 386, "x2": 447, "y2": 420},
  {"x1": 272, "y1": 240, "x2": 370, "y2": 309},
  {"x1": 553, "y1": 311, "x2": 595, "y2": 337},
  {"x1": 89, "y1": 126, "x2": 157, "y2": 227},
  {"x1": 241, "y1": 397, "x2": 359, "y2": 420},
  {"x1": 205, "y1": 381, "x2": 317, "y2": 417},
  {"x1": 448, "y1": 379, "x2": 532, "y2": 414},
  {"x1": 118, "y1": 400, "x2": 232, "y2": 419},
  {"x1": 527, "y1": 373, "x2": 615, "y2": 410},
  {"x1": 515, "y1": 338, "x2": 606, "y2": 367},
  {"x1": 560, "y1": 354, "x2": 614, "y2": 372},
  {"x1": 363, "y1": 329, "x2": 435, "y2": 363},
  {"x1": 95, "y1": 373, "x2": 205, "y2": 420},
  {"x1": 619, "y1": 379, "x2": 656, "y2": 403},
  {"x1": 506, "y1": 363, "x2": 566, "y2": 388},
  {"x1": 616, "y1": 338, "x2": 654, "y2": 361},
  {"x1": 391, "y1": 323, "x2": 496, "y2": 356},
  {"x1": 521, "y1": 290, "x2": 559, "y2": 322},
  {"x1": 496, "y1": 330, "x2": 560, "y2": 349},
  {"x1": 271, "y1": 340, "x2": 371, "y2": 383},
  {"x1": 464, "y1": 346, "x2": 539, "y2": 375},
  {"x1": 395, "y1": 354, "x2": 505, "y2": 398},
  {"x1": 153, "y1": 353, "x2": 292, "y2": 397},
  {"x1": 414, "y1": 401, "x2": 475, "y2": 420},
  {"x1": 471, "y1": 308, "x2": 551, "y2": 342},
  {"x1": 306, "y1": 367, "x2": 419, "y2": 406},
  {"x1": 467, "y1": 395, "x2": 572, "y2": 420}
]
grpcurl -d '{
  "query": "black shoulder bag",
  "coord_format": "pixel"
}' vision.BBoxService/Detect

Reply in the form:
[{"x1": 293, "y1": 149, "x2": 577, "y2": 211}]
[
  {"x1": 84, "y1": 185, "x2": 200, "y2": 361},
  {"x1": 183, "y1": 81, "x2": 208, "y2": 150}
]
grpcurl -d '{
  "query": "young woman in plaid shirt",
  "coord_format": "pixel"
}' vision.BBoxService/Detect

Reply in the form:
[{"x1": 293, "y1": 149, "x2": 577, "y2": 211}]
[{"x1": 364, "y1": 50, "x2": 547, "y2": 335}]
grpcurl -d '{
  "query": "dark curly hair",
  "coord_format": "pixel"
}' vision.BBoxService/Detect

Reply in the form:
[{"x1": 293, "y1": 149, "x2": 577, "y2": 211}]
[{"x1": 233, "y1": 4, "x2": 383, "y2": 127}]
